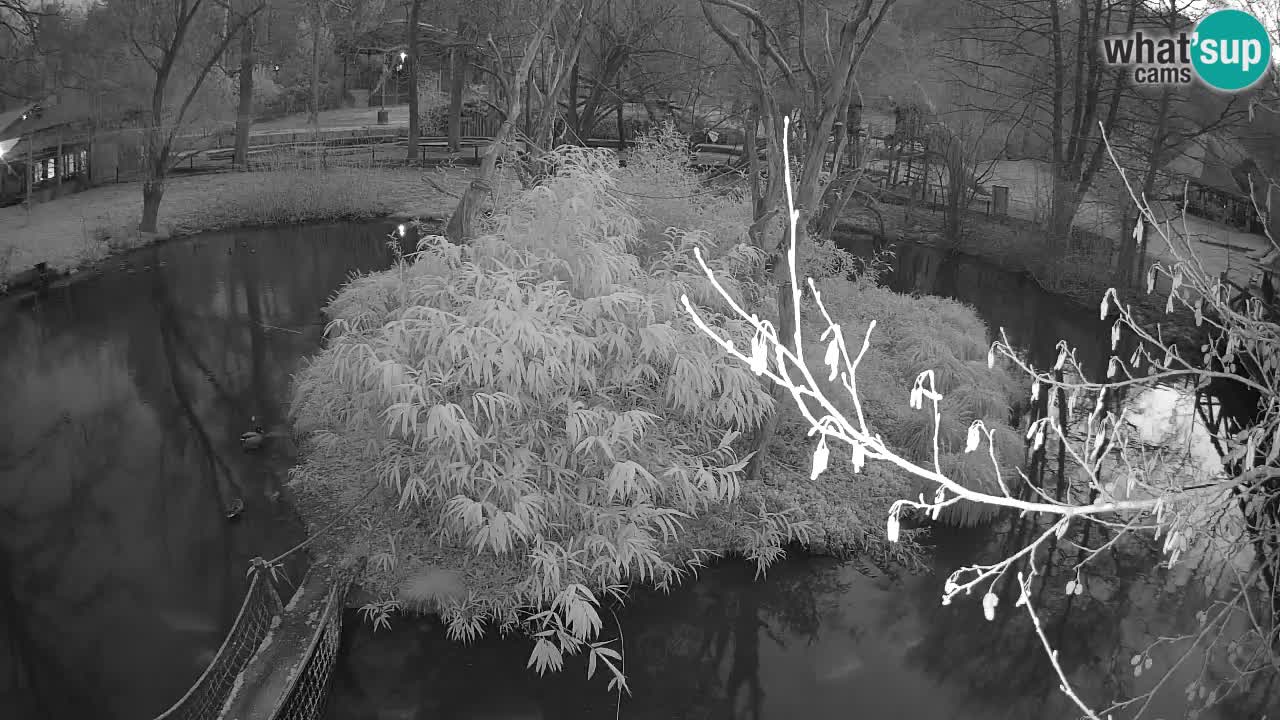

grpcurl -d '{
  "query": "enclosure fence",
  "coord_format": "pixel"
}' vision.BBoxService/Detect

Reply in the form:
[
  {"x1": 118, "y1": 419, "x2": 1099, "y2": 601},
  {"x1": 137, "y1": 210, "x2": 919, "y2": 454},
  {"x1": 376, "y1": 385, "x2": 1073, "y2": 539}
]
[
  {"x1": 151, "y1": 566, "x2": 283, "y2": 720},
  {"x1": 149, "y1": 563, "x2": 353, "y2": 720},
  {"x1": 270, "y1": 578, "x2": 350, "y2": 720}
]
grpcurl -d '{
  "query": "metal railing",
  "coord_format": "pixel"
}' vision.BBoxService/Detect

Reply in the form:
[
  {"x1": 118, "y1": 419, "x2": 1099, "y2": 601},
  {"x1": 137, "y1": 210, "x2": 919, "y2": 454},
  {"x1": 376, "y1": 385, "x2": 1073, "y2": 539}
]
[
  {"x1": 152, "y1": 567, "x2": 283, "y2": 720},
  {"x1": 270, "y1": 572, "x2": 353, "y2": 720}
]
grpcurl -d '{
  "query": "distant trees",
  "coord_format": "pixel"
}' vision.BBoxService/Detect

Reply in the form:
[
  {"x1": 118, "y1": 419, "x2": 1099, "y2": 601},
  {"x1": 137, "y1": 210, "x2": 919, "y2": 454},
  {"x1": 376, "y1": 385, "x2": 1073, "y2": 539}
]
[
  {"x1": 686, "y1": 112, "x2": 1280, "y2": 719},
  {"x1": 698, "y1": 0, "x2": 895, "y2": 482},
  {"x1": 945, "y1": 0, "x2": 1136, "y2": 253},
  {"x1": 106, "y1": 0, "x2": 263, "y2": 231},
  {"x1": 0, "y1": 0, "x2": 45, "y2": 104},
  {"x1": 443, "y1": 0, "x2": 595, "y2": 241}
]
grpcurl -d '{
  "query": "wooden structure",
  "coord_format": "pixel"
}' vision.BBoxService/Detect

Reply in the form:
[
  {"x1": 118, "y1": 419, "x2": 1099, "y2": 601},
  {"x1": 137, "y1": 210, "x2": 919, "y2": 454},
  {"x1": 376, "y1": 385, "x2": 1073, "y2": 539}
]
[
  {"x1": 0, "y1": 99, "x2": 95, "y2": 208},
  {"x1": 883, "y1": 102, "x2": 935, "y2": 200},
  {"x1": 1180, "y1": 137, "x2": 1269, "y2": 234}
]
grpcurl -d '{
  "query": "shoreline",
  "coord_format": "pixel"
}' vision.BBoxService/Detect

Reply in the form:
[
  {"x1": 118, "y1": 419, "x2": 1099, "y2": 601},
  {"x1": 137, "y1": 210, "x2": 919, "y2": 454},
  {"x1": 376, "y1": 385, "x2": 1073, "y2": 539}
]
[
  {"x1": 0, "y1": 211, "x2": 440, "y2": 302},
  {"x1": 0, "y1": 166, "x2": 471, "y2": 297}
]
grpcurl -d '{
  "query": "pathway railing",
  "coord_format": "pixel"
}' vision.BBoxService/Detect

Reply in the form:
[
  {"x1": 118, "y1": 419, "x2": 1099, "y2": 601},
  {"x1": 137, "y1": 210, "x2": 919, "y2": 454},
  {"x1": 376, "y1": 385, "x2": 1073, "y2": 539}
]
[
  {"x1": 152, "y1": 567, "x2": 284, "y2": 720},
  {"x1": 149, "y1": 561, "x2": 355, "y2": 720},
  {"x1": 270, "y1": 572, "x2": 352, "y2": 720}
]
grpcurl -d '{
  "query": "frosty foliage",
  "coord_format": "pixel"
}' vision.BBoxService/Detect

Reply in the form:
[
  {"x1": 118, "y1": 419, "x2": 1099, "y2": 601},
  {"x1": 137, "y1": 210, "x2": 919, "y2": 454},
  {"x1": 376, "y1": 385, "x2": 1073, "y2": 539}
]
[
  {"x1": 289, "y1": 124, "x2": 1029, "y2": 692},
  {"x1": 290, "y1": 138, "x2": 791, "y2": 689}
]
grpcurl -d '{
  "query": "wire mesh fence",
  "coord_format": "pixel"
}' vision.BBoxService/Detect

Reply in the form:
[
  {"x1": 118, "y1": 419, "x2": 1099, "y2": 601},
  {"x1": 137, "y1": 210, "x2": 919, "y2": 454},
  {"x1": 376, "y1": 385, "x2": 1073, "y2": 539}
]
[
  {"x1": 273, "y1": 575, "x2": 351, "y2": 720},
  {"x1": 152, "y1": 567, "x2": 284, "y2": 720}
]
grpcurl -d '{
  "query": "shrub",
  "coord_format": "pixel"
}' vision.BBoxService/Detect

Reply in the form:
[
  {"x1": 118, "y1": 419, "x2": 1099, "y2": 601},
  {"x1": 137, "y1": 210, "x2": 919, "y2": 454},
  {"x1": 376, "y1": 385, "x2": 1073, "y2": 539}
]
[
  {"x1": 796, "y1": 277, "x2": 1027, "y2": 527},
  {"x1": 289, "y1": 143, "x2": 798, "y2": 685},
  {"x1": 209, "y1": 167, "x2": 384, "y2": 226},
  {"x1": 287, "y1": 126, "x2": 1027, "y2": 688}
]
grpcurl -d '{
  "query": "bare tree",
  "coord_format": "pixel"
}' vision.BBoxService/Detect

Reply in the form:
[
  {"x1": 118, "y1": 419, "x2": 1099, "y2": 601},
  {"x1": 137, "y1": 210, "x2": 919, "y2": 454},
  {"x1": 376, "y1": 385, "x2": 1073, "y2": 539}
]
[
  {"x1": 307, "y1": 0, "x2": 321, "y2": 127},
  {"x1": 406, "y1": 0, "x2": 422, "y2": 161},
  {"x1": 943, "y1": 0, "x2": 1136, "y2": 251},
  {"x1": 684, "y1": 116, "x2": 1280, "y2": 719},
  {"x1": 118, "y1": 0, "x2": 264, "y2": 232},
  {"x1": 0, "y1": 0, "x2": 49, "y2": 103},
  {"x1": 699, "y1": 0, "x2": 894, "y2": 483},
  {"x1": 232, "y1": 0, "x2": 259, "y2": 167},
  {"x1": 562, "y1": 0, "x2": 680, "y2": 143},
  {"x1": 442, "y1": 0, "x2": 595, "y2": 242}
]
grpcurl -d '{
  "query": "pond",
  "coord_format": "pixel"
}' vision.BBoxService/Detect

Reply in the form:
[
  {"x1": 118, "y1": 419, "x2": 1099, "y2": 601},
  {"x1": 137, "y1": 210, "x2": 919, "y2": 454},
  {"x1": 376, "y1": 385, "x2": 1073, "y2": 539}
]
[
  {"x1": 323, "y1": 239, "x2": 1274, "y2": 720},
  {"x1": 0, "y1": 226, "x2": 1272, "y2": 720},
  {"x1": 0, "y1": 222, "x2": 404, "y2": 720}
]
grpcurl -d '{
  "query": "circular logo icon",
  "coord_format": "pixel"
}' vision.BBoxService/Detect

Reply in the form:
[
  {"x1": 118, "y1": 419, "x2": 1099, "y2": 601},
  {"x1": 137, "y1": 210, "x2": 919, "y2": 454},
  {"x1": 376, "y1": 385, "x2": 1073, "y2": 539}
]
[{"x1": 1192, "y1": 9, "x2": 1272, "y2": 92}]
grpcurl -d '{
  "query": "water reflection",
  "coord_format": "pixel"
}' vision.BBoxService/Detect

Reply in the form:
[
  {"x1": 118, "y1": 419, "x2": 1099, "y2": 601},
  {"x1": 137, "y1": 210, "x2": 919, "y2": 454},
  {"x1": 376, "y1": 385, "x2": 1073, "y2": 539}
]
[
  {"x1": 327, "y1": 524, "x2": 1276, "y2": 720},
  {"x1": 841, "y1": 236, "x2": 1119, "y2": 375},
  {"x1": 0, "y1": 222, "x2": 400, "y2": 720},
  {"x1": 323, "y1": 236, "x2": 1275, "y2": 719}
]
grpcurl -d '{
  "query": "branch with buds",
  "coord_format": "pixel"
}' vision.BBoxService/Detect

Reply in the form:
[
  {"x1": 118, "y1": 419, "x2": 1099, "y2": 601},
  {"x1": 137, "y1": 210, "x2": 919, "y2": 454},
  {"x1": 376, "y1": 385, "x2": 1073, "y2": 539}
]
[{"x1": 679, "y1": 115, "x2": 1279, "y2": 718}]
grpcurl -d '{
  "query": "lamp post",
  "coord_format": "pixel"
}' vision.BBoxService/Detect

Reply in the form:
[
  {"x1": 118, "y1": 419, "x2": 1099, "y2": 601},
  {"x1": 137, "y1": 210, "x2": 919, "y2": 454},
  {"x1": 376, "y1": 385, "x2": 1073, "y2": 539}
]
[{"x1": 398, "y1": 52, "x2": 407, "y2": 106}]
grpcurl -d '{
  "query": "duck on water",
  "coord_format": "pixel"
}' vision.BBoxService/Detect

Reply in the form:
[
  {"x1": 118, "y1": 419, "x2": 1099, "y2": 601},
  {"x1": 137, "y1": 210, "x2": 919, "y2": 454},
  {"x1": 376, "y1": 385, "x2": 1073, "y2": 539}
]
[{"x1": 226, "y1": 417, "x2": 272, "y2": 521}]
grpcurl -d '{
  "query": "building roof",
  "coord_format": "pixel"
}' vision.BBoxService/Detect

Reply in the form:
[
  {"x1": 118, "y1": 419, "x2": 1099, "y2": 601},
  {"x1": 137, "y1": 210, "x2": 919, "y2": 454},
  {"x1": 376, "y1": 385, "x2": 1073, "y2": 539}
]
[
  {"x1": 0, "y1": 101, "x2": 42, "y2": 141},
  {"x1": 1193, "y1": 134, "x2": 1252, "y2": 199}
]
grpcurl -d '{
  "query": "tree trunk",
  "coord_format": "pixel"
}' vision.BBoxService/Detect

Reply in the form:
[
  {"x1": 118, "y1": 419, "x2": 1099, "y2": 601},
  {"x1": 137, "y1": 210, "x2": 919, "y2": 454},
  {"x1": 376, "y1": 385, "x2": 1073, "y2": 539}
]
[
  {"x1": 234, "y1": 14, "x2": 255, "y2": 168},
  {"x1": 446, "y1": 0, "x2": 569, "y2": 242},
  {"x1": 1047, "y1": 175, "x2": 1080, "y2": 253},
  {"x1": 448, "y1": 45, "x2": 464, "y2": 152},
  {"x1": 615, "y1": 77, "x2": 624, "y2": 151},
  {"x1": 406, "y1": 0, "x2": 421, "y2": 161},
  {"x1": 566, "y1": 60, "x2": 581, "y2": 141},
  {"x1": 308, "y1": 0, "x2": 320, "y2": 128},
  {"x1": 141, "y1": 177, "x2": 165, "y2": 234},
  {"x1": 746, "y1": 103, "x2": 762, "y2": 227},
  {"x1": 1117, "y1": 87, "x2": 1173, "y2": 288},
  {"x1": 745, "y1": 217, "x2": 803, "y2": 485}
]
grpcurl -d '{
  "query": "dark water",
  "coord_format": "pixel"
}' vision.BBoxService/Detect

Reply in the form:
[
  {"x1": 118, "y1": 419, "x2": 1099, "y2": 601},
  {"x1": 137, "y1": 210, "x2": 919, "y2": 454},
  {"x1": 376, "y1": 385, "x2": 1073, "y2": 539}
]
[
  {"x1": 0, "y1": 222, "x2": 404, "y2": 720},
  {"x1": 322, "y1": 239, "x2": 1276, "y2": 720},
  {"x1": 1, "y1": 226, "x2": 1271, "y2": 720},
  {"x1": 866, "y1": 238, "x2": 1118, "y2": 375}
]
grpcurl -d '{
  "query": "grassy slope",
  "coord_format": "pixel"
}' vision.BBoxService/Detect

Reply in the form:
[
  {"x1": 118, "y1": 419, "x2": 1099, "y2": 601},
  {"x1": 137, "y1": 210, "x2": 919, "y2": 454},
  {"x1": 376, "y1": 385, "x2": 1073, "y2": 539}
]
[{"x1": 0, "y1": 166, "x2": 472, "y2": 288}]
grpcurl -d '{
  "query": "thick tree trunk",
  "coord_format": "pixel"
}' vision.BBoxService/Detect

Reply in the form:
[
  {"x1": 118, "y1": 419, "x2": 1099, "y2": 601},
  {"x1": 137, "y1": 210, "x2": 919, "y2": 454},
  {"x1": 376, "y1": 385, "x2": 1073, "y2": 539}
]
[
  {"x1": 566, "y1": 60, "x2": 581, "y2": 141},
  {"x1": 406, "y1": 0, "x2": 421, "y2": 161},
  {"x1": 615, "y1": 77, "x2": 624, "y2": 151},
  {"x1": 141, "y1": 177, "x2": 165, "y2": 234},
  {"x1": 448, "y1": 45, "x2": 464, "y2": 152},
  {"x1": 233, "y1": 15, "x2": 255, "y2": 168},
  {"x1": 1117, "y1": 87, "x2": 1173, "y2": 289},
  {"x1": 745, "y1": 217, "x2": 804, "y2": 485},
  {"x1": 308, "y1": 0, "x2": 320, "y2": 128},
  {"x1": 445, "y1": 0, "x2": 568, "y2": 242},
  {"x1": 1047, "y1": 175, "x2": 1081, "y2": 253}
]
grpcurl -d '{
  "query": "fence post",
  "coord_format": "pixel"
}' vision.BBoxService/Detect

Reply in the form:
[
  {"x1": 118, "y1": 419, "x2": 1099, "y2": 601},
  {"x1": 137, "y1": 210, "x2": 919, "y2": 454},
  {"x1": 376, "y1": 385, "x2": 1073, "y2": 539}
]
[{"x1": 258, "y1": 564, "x2": 285, "y2": 616}]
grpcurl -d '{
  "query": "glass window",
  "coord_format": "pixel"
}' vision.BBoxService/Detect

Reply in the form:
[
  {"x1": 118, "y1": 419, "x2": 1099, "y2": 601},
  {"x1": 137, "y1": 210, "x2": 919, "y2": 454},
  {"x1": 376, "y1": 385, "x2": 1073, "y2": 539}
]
[{"x1": 45, "y1": 158, "x2": 55, "y2": 179}]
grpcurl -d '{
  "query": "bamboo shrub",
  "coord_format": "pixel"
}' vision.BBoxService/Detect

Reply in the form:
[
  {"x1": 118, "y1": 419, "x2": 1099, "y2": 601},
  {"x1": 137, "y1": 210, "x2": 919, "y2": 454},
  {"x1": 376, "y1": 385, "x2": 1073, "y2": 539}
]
[{"x1": 290, "y1": 141, "x2": 804, "y2": 689}]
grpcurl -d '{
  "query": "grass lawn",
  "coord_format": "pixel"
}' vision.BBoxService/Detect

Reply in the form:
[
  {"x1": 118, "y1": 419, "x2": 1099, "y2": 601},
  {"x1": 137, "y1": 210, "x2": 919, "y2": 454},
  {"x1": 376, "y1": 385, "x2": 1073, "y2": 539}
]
[{"x1": 0, "y1": 165, "x2": 473, "y2": 288}]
